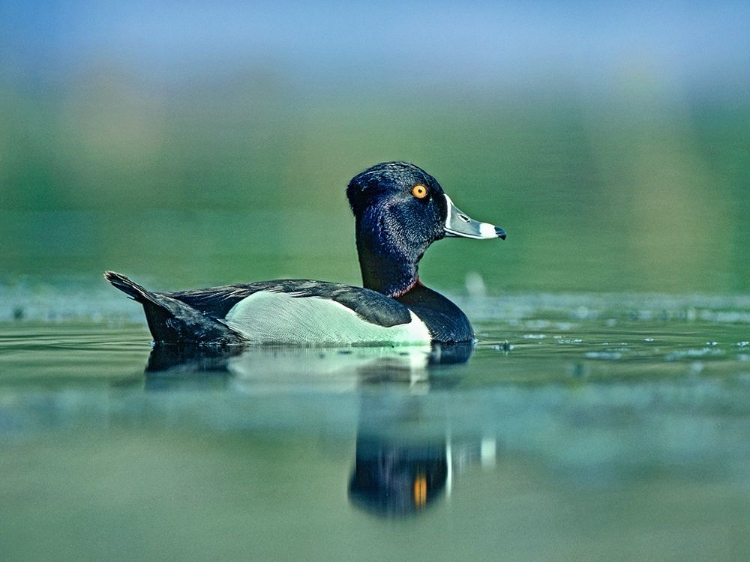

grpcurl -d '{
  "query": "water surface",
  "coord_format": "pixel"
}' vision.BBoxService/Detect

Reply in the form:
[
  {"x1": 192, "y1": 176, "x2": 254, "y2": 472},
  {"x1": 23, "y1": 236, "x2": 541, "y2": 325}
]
[{"x1": 2, "y1": 292, "x2": 749, "y2": 562}]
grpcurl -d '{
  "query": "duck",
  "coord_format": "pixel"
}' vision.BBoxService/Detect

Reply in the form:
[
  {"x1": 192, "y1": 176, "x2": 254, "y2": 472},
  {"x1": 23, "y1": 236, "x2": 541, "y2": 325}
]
[{"x1": 105, "y1": 161, "x2": 505, "y2": 346}]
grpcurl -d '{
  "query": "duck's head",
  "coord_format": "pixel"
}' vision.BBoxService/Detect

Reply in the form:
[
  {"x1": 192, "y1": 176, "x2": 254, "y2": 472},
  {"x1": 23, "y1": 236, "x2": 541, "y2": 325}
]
[{"x1": 347, "y1": 162, "x2": 505, "y2": 297}]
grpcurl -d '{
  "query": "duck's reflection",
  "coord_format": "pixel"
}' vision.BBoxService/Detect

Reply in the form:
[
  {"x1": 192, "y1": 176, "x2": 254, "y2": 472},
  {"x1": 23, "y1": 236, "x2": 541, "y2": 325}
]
[
  {"x1": 141, "y1": 341, "x2": 496, "y2": 518},
  {"x1": 145, "y1": 341, "x2": 473, "y2": 385}
]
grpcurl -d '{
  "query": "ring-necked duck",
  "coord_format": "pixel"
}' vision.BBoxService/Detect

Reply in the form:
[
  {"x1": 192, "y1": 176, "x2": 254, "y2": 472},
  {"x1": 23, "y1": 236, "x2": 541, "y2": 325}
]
[{"x1": 105, "y1": 161, "x2": 505, "y2": 346}]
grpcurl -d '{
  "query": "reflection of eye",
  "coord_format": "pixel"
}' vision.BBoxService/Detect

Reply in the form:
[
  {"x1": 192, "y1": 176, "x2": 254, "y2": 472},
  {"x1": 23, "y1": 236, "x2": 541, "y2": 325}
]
[
  {"x1": 411, "y1": 185, "x2": 428, "y2": 199},
  {"x1": 413, "y1": 474, "x2": 427, "y2": 507}
]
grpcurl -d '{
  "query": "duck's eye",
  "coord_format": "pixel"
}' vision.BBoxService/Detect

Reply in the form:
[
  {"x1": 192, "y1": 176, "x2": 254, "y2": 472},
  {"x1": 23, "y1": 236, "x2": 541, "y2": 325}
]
[{"x1": 411, "y1": 185, "x2": 428, "y2": 199}]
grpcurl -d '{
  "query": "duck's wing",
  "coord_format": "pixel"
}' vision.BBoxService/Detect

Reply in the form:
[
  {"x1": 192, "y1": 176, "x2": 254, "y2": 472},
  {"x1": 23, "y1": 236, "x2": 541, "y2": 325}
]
[{"x1": 170, "y1": 279, "x2": 412, "y2": 327}]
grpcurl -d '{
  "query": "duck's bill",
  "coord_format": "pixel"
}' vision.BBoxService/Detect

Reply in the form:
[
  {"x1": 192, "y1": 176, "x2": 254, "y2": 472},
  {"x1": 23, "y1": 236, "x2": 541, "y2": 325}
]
[{"x1": 443, "y1": 195, "x2": 506, "y2": 240}]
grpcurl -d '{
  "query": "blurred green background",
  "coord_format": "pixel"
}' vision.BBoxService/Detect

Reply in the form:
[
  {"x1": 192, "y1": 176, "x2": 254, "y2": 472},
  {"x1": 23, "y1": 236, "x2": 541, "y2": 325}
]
[{"x1": 1, "y1": 1, "x2": 749, "y2": 295}]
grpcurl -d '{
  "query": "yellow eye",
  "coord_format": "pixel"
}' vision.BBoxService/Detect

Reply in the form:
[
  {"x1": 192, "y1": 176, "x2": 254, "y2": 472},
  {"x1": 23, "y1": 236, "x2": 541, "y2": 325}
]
[{"x1": 412, "y1": 185, "x2": 428, "y2": 199}]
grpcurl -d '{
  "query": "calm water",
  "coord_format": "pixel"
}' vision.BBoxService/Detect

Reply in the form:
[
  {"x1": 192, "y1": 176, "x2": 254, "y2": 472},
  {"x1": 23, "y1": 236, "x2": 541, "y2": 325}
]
[{"x1": 2, "y1": 291, "x2": 749, "y2": 562}]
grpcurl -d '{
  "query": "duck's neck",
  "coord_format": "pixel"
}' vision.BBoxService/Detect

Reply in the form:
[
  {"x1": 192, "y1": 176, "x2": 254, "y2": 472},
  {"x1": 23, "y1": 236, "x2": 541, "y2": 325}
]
[{"x1": 355, "y1": 222, "x2": 421, "y2": 298}]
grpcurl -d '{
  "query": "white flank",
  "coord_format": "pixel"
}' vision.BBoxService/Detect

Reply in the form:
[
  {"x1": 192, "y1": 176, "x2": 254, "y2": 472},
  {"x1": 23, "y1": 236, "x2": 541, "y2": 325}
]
[{"x1": 224, "y1": 291, "x2": 431, "y2": 345}]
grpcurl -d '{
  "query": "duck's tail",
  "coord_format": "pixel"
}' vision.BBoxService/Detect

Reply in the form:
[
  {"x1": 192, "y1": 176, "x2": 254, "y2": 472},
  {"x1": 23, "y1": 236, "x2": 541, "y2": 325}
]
[
  {"x1": 104, "y1": 271, "x2": 244, "y2": 346},
  {"x1": 104, "y1": 271, "x2": 155, "y2": 304}
]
